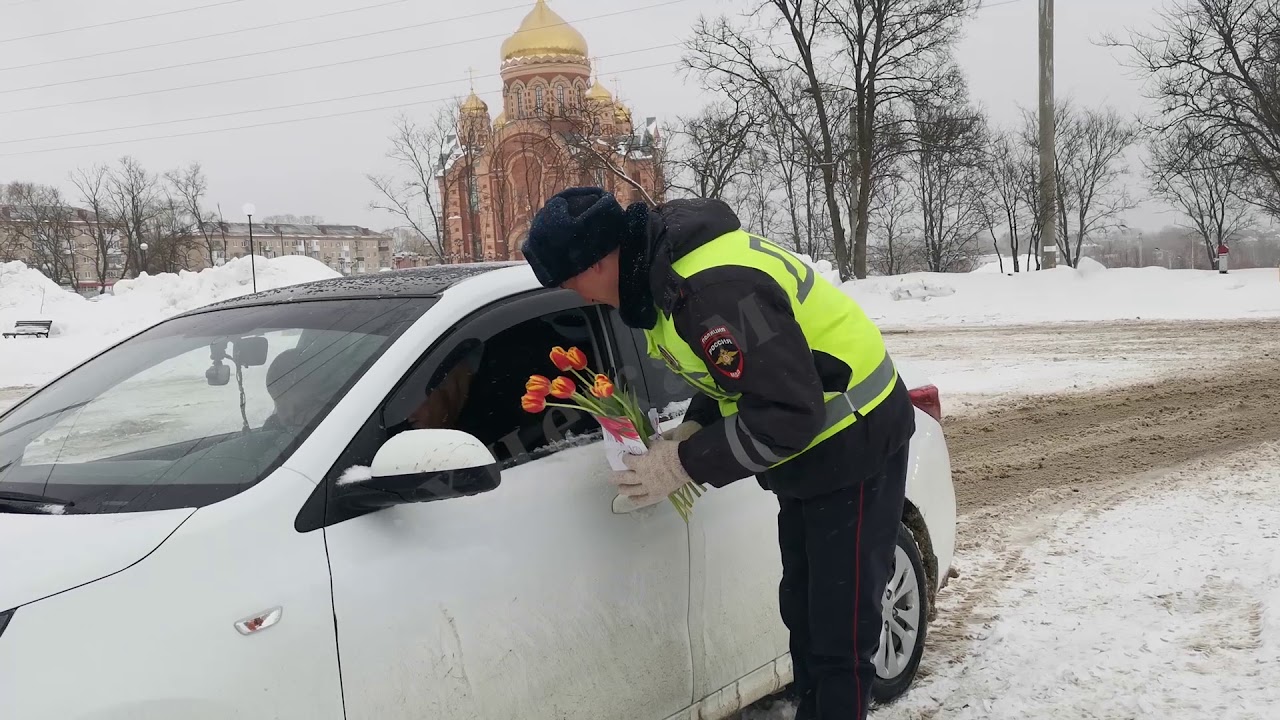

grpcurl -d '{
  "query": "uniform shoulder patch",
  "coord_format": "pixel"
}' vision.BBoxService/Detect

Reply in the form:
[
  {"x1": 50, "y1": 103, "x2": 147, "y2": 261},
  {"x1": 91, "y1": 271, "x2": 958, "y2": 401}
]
[{"x1": 700, "y1": 325, "x2": 744, "y2": 380}]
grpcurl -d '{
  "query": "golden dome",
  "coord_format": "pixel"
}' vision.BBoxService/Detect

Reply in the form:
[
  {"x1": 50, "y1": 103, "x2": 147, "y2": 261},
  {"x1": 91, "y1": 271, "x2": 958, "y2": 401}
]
[
  {"x1": 585, "y1": 79, "x2": 612, "y2": 103},
  {"x1": 493, "y1": 110, "x2": 508, "y2": 128},
  {"x1": 460, "y1": 91, "x2": 488, "y2": 114},
  {"x1": 500, "y1": 0, "x2": 589, "y2": 62},
  {"x1": 613, "y1": 102, "x2": 631, "y2": 123}
]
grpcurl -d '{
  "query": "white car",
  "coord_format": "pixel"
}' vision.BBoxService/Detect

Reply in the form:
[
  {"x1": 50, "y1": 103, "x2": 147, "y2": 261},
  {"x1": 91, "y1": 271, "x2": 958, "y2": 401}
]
[{"x1": 0, "y1": 263, "x2": 955, "y2": 720}]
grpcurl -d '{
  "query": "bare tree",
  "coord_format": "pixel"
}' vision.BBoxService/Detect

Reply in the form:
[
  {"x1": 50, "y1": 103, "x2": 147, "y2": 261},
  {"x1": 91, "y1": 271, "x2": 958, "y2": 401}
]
[
  {"x1": 822, "y1": 0, "x2": 978, "y2": 279},
  {"x1": 1021, "y1": 102, "x2": 1138, "y2": 268},
  {"x1": 981, "y1": 129, "x2": 1035, "y2": 273},
  {"x1": 868, "y1": 169, "x2": 920, "y2": 275},
  {"x1": 262, "y1": 214, "x2": 324, "y2": 224},
  {"x1": 164, "y1": 162, "x2": 220, "y2": 266},
  {"x1": 367, "y1": 108, "x2": 457, "y2": 263},
  {"x1": 1147, "y1": 122, "x2": 1253, "y2": 266},
  {"x1": 70, "y1": 165, "x2": 122, "y2": 292},
  {"x1": 686, "y1": 3, "x2": 854, "y2": 278},
  {"x1": 670, "y1": 96, "x2": 759, "y2": 200},
  {"x1": 2, "y1": 182, "x2": 81, "y2": 286},
  {"x1": 907, "y1": 95, "x2": 987, "y2": 272},
  {"x1": 106, "y1": 156, "x2": 160, "y2": 278},
  {"x1": 147, "y1": 189, "x2": 199, "y2": 274},
  {"x1": 540, "y1": 100, "x2": 658, "y2": 206},
  {"x1": 1107, "y1": 0, "x2": 1280, "y2": 219}
]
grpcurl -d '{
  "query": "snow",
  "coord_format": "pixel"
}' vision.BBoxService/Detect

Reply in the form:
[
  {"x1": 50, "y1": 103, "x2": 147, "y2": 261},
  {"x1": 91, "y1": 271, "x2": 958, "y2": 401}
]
[
  {"x1": 337, "y1": 465, "x2": 373, "y2": 486},
  {"x1": 876, "y1": 444, "x2": 1280, "y2": 719},
  {"x1": 0, "y1": 256, "x2": 339, "y2": 388},
  {"x1": 742, "y1": 444, "x2": 1280, "y2": 719},
  {"x1": 845, "y1": 263, "x2": 1280, "y2": 328}
]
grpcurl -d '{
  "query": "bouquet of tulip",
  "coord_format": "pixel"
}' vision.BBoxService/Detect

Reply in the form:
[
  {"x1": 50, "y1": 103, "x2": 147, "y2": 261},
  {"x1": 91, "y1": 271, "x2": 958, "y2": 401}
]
[{"x1": 521, "y1": 345, "x2": 706, "y2": 521}]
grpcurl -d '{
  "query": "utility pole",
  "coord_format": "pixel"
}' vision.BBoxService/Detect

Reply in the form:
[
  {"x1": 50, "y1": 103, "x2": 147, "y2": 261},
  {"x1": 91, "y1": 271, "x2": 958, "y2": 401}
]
[{"x1": 1038, "y1": 0, "x2": 1058, "y2": 269}]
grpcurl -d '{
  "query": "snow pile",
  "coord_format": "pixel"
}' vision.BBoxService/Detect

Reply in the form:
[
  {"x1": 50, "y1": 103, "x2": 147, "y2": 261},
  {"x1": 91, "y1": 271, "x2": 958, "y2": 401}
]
[
  {"x1": 881, "y1": 445, "x2": 1280, "y2": 719},
  {"x1": 889, "y1": 279, "x2": 957, "y2": 302},
  {"x1": 848, "y1": 264, "x2": 1280, "y2": 327},
  {"x1": 0, "y1": 256, "x2": 339, "y2": 387},
  {"x1": 796, "y1": 253, "x2": 842, "y2": 285},
  {"x1": 0, "y1": 261, "x2": 87, "y2": 325}
]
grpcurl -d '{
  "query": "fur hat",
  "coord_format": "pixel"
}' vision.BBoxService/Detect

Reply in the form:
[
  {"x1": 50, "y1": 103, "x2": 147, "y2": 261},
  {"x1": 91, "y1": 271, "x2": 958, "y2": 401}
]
[{"x1": 522, "y1": 187, "x2": 626, "y2": 287}]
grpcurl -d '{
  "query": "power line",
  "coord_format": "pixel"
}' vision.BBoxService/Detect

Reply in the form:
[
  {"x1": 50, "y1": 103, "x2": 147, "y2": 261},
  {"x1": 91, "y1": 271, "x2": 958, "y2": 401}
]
[
  {"x1": 0, "y1": 0, "x2": 687, "y2": 114},
  {"x1": 0, "y1": 44, "x2": 680, "y2": 146},
  {"x1": 0, "y1": 0, "x2": 414, "y2": 73},
  {"x1": 0, "y1": 60, "x2": 679, "y2": 158},
  {"x1": 0, "y1": 0, "x2": 250, "y2": 44},
  {"x1": 0, "y1": 3, "x2": 532, "y2": 92},
  {"x1": 979, "y1": 0, "x2": 1029, "y2": 10}
]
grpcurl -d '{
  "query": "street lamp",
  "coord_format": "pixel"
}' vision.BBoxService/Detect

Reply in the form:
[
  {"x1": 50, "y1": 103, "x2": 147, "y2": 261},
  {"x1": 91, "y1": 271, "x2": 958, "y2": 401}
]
[
  {"x1": 139, "y1": 242, "x2": 149, "y2": 276},
  {"x1": 242, "y1": 203, "x2": 258, "y2": 293}
]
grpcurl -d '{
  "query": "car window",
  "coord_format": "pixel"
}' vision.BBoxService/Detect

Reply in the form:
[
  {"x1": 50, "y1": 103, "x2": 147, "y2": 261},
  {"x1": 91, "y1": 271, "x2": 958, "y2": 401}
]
[
  {"x1": 0, "y1": 299, "x2": 427, "y2": 514},
  {"x1": 330, "y1": 294, "x2": 611, "y2": 486},
  {"x1": 626, "y1": 327, "x2": 695, "y2": 422}
]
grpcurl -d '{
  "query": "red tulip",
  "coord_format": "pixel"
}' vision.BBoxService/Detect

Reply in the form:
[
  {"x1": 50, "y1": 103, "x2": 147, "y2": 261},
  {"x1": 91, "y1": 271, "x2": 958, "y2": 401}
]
[
  {"x1": 526, "y1": 375, "x2": 550, "y2": 396},
  {"x1": 521, "y1": 393, "x2": 546, "y2": 413},
  {"x1": 549, "y1": 376, "x2": 576, "y2": 400},
  {"x1": 590, "y1": 374, "x2": 615, "y2": 398},
  {"x1": 550, "y1": 346, "x2": 574, "y2": 372},
  {"x1": 565, "y1": 347, "x2": 588, "y2": 371}
]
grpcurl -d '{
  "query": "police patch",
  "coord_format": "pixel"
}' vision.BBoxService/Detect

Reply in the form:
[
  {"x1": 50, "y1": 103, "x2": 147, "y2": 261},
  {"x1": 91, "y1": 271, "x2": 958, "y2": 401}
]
[{"x1": 700, "y1": 325, "x2": 744, "y2": 379}]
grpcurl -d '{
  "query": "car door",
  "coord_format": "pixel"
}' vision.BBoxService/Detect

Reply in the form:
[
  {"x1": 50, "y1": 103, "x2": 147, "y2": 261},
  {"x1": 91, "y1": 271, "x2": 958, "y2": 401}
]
[
  {"x1": 320, "y1": 291, "x2": 694, "y2": 720},
  {"x1": 612, "y1": 319, "x2": 790, "y2": 705}
]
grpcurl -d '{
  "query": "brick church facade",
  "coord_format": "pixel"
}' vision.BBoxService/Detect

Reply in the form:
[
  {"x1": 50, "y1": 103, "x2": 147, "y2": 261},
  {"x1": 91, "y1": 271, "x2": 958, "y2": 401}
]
[{"x1": 439, "y1": 0, "x2": 664, "y2": 263}]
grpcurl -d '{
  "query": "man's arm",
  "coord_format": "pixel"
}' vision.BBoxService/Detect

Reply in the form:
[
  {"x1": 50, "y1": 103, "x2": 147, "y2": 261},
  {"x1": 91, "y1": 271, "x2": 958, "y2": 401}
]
[{"x1": 672, "y1": 267, "x2": 826, "y2": 488}]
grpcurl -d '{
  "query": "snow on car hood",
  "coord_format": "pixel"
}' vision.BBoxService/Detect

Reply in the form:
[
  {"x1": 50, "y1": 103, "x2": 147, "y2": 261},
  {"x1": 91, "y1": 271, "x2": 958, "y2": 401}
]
[{"x1": 0, "y1": 508, "x2": 194, "y2": 609}]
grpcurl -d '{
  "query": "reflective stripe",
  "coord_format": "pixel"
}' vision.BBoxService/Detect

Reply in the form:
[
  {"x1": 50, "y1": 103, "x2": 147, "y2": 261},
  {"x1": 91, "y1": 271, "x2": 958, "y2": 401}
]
[
  {"x1": 735, "y1": 415, "x2": 787, "y2": 464},
  {"x1": 823, "y1": 352, "x2": 896, "y2": 431},
  {"x1": 725, "y1": 415, "x2": 770, "y2": 473}
]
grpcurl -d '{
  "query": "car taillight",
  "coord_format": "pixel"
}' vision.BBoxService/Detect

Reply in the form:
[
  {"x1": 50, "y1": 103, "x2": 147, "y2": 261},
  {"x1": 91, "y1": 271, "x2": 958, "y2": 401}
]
[{"x1": 909, "y1": 385, "x2": 942, "y2": 422}]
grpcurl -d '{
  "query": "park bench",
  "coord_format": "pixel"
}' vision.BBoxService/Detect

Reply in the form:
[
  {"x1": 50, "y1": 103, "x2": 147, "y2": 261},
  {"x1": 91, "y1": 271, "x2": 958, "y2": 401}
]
[{"x1": 3, "y1": 320, "x2": 52, "y2": 338}]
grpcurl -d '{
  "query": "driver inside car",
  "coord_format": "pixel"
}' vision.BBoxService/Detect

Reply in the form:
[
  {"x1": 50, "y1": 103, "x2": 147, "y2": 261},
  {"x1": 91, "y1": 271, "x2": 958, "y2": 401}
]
[
  {"x1": 263, "y1": 348, "x2": 316, "y2": 431},
  {"x1": 404, "y1": 340, "x2": 484, "y2": 431}
]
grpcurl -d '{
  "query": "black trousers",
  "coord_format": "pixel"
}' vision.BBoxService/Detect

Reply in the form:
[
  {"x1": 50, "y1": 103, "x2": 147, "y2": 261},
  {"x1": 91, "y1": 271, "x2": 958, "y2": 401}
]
[{"x1": 777, "y1": 444, "x2": 909, "y2": 720}]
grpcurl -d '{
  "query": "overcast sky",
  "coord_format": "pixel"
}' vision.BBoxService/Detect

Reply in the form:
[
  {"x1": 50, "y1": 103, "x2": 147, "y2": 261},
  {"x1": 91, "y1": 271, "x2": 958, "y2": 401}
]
[{"x1": 1, "y1": 0, "x2": 1177, "y2": 230}]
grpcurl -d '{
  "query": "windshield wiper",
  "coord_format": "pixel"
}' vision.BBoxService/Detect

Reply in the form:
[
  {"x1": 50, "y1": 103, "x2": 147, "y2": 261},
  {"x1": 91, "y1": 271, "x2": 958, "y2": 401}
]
[{"x1": 0, "y1": 490, "x2": 74, "y2": 515}]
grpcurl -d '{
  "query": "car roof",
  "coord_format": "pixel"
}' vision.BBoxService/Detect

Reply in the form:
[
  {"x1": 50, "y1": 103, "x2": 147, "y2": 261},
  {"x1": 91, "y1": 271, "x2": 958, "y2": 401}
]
[{"x1": 187, "y1": 261, "x2": 537, "y2": 314}]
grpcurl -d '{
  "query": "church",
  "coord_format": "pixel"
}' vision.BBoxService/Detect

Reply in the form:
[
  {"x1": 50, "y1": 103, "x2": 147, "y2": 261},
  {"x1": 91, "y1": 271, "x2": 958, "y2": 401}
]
[{"x1": 439, "y1": 0, "x2": 664, "y2": 263}]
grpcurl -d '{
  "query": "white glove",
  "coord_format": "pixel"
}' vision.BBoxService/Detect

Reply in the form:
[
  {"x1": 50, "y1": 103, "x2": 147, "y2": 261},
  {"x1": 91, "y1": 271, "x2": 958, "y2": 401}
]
[
  {"x1": 610, "y1": 438, "x2": 694, "y2": 507},
  {"x1": 661, "y1": 420, "x2": 702, "y2": 442}
]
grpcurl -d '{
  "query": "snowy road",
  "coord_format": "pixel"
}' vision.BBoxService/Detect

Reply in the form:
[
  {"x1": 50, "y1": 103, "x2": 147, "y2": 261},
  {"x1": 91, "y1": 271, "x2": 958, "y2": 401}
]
[
  {"x1": 883, "y1": 318, "x2": 1280, "y2": 416},
  {"x1": 876, "y1": 444, "x2": 1280, "y2": 719}
]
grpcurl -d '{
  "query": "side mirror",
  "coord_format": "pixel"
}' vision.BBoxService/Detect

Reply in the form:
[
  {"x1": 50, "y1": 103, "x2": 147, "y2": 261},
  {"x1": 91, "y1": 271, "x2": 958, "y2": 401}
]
[
  {"x1": 339, "y1": 429, "x2": 500, "y2": 510},
  {"x1": 233, "y1": 336, "x2": 269, "y2": 367}
]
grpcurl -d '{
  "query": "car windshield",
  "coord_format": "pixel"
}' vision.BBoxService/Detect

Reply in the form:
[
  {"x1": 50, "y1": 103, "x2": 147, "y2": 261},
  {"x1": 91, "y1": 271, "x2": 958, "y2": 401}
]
[{"x1": 0, "y1": 298, "x2": 429, "y2": 515}]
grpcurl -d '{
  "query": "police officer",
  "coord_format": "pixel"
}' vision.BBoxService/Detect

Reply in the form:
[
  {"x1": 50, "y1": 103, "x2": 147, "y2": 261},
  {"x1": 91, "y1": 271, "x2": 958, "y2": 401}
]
[{"x1": 522, "y1": 187, "x2": 916, "y2": 720}]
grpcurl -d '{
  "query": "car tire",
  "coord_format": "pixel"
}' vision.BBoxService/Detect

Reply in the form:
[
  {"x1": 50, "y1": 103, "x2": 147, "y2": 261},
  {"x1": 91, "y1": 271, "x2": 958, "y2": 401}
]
[{"x1": 871, "y1": 522, "x2": 929, "y2": 704}]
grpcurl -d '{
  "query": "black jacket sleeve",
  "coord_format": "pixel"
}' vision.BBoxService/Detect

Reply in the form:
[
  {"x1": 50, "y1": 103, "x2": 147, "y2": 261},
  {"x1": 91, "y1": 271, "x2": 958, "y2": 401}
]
[
  {"x1": 672, "y1": 266, "x2": 826, "y2": 488},
  {"x1": 682, "y1": 391, "x2": 721, "y2": 427}
]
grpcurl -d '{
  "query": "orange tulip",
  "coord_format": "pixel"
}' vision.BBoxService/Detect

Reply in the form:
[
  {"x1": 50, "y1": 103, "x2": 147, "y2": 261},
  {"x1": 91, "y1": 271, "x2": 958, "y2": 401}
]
[
  {"x1": 565, "y1": 347, "x2": 588, "y2": 371},
  {"x1": 549, "y1": 376, "x2": 576, "y2": 400},
  {"x1": 526, "y1": 374, "x2": 551, "y2": 396},
  {"x1": 590, "y1": 374, "x2": 615, "y2": 398},
  {"x1": 520, "y1": 393, "x2": 546, "y2": 413},
  {"x1": 550, "y1": 346, "x2": 574, "y2": 372}
]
